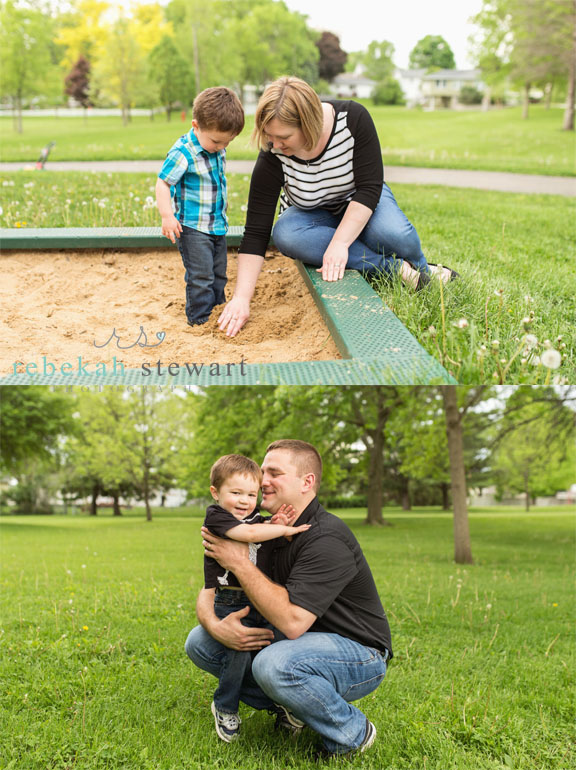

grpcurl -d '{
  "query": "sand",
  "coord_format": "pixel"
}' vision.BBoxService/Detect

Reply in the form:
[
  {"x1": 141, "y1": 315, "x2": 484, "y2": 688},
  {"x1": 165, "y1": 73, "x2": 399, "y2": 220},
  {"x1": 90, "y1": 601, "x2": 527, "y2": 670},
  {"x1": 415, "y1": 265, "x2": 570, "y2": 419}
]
[{"x1": 1, "y1": 248, "x2": 341, "y2": 375}]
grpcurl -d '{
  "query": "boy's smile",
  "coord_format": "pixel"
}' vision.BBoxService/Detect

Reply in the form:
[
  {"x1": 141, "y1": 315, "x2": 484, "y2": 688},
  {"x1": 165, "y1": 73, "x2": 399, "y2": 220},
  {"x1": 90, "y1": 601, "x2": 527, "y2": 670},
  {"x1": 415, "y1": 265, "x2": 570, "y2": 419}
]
[{"x1": 210, "y1": 472, "x2": 259, "y2": 520}]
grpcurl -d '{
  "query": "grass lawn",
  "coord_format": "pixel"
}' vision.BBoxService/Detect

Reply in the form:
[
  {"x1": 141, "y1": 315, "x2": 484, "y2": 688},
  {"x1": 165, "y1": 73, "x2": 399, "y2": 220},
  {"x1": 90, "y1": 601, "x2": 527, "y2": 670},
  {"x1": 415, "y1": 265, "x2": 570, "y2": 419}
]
[
  {"x1": 0, "y1": 105, "x2": 574, "y2": 176},
  {"x1": 0, "y1": 506, "x2": 574, "y2": 770},
  {"x1": 1, "y1": 171, "x2": 573, "y2": 384}
]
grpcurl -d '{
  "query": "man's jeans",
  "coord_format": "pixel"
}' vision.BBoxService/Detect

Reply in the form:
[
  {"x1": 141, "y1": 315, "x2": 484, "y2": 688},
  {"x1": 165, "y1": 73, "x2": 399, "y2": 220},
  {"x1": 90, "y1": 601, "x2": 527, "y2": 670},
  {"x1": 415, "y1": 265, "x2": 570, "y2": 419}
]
[
  {"x1": 210, "y1": 589, "x2": 273, "y2": 714},
  {"x1": 272, "y1": 183, "x2": 429, "y2": 277},
  {"x1": 177, "y1": 226, "x2": 227, "y2": 325},
  {"x1": 185, "y1": 626, "x2": 388, "y2": 754}
]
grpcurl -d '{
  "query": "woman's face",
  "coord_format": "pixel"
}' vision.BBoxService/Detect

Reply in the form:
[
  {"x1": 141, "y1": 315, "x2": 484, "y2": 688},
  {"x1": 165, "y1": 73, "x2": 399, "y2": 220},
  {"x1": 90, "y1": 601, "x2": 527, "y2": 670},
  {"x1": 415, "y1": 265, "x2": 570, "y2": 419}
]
[{"x1": 264, "y1": 118, "x2": 307, "y2": 155}]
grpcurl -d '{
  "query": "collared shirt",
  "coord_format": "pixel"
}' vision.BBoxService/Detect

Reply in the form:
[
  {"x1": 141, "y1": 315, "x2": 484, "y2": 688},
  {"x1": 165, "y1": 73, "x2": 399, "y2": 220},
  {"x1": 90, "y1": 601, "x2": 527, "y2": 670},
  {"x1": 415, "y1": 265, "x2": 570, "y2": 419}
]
[
  {"x1": 158, "y1": 129, "x2": 228, "y2": 235},
  {"x1": 271, "y1": 496, "x2": 393, "y2": 657}
]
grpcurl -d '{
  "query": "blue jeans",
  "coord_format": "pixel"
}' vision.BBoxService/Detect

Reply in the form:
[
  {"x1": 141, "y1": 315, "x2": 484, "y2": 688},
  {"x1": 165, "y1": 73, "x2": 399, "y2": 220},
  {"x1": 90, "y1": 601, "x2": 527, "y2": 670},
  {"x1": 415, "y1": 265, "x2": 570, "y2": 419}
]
[
  {"x1": 185, "y1": 626, "x2": 388, "y2": 753},
  {"x1": 272, "y1": 184, "x2": 428, "y2": 277},
  {"x1": 211, "y1": 589, "x2": 273, "y2": 714},
  {"x1": 177, "y1": 226, "x2": 227, "y2": 325}
]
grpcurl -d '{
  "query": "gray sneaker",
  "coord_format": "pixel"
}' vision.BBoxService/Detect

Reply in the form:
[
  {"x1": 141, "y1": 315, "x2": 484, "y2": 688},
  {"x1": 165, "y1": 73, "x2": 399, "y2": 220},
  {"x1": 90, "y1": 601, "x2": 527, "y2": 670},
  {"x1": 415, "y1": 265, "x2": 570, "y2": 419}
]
[
  {"x1": 271, "y1": 703, "x2": 305, "y2": 733},
  {"x1": 211, "y1": 701, "x2": 241, "y2": 742},
  {"x1": 314, "y1": 719, "x2": 376, "y2": 760}
]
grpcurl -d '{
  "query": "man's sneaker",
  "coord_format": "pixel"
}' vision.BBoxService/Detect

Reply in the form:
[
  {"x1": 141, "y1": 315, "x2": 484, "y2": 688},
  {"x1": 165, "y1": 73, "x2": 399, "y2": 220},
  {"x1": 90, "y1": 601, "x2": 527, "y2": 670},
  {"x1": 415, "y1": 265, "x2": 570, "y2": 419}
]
[
  {"x1": 270, "y1": 703, "x2": 305, "y2": 733},
  {"x1": 211, "y1": 701, "x2": 241, "y2": 742},
  {"x1": 314, "y1": 719, "x2": 376, "y2": 761}
]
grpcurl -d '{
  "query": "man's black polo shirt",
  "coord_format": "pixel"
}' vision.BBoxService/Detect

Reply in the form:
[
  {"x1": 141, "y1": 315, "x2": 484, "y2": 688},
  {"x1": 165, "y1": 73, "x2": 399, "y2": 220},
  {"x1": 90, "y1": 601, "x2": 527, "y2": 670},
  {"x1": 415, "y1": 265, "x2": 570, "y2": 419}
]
[{"x1": 271, "y1": 497, "x2": 393, "y2": 658}]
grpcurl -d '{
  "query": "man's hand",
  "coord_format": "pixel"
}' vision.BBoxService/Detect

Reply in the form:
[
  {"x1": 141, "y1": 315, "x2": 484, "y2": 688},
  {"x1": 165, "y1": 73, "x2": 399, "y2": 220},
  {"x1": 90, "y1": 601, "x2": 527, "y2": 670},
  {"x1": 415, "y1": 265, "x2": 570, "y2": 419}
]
[
  {"x1": 202, "y1": 527, "x2": 248, "y2": 570},
  {"x1": 211, "y1": 605, "x2": 274, "y2": 651},
  {"x1": 217, "y1": 296, "x2": 250, "y2": 337},
  {"x1": 161, "y1": 214, "x2": 183, "y2": 244},
  {"x1": 316, "y1": 240, "x2": 348, "y2": 282}
]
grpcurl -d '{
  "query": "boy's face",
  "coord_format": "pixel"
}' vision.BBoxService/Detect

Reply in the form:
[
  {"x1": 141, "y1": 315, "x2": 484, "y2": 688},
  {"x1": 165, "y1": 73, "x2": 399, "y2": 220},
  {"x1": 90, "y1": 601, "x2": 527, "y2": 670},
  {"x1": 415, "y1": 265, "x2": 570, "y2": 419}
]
[
  {"x1": 192, "y1": 120, "x2": 237, "y2": 153},
  {"x1": 210, "y1": 473, "x2": 260, "y2": 520}
]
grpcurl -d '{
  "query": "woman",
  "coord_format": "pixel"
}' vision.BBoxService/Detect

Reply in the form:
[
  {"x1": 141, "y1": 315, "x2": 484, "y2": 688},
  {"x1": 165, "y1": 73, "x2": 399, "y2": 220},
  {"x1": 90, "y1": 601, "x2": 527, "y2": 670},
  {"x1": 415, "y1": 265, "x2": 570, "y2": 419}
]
[{"x1": 218, "y1": 77, "x2": 457, "y2": 337}]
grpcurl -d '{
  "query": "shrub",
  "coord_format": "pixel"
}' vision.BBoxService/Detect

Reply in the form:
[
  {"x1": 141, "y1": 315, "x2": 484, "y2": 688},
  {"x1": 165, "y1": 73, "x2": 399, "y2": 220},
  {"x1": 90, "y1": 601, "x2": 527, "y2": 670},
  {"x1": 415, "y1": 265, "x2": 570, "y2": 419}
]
[
  {"x1": 459, "y1": 85, "x2": 484, "y2": 105},
  {"x1": 372, "y1": 78, "x2": 405, "y2": 106}
]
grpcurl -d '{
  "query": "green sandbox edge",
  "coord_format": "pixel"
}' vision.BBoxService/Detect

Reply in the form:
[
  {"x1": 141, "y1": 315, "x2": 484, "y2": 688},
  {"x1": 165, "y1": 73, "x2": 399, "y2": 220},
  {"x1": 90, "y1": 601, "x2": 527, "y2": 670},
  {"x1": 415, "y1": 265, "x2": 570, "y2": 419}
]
[{"x1": 0, "y1": 226, "x2": 457, "y2": 385}]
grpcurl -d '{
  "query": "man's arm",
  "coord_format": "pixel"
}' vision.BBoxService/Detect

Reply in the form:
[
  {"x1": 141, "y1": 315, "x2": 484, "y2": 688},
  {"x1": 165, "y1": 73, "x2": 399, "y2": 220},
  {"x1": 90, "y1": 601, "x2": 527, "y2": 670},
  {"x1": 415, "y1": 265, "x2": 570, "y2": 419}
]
[
  {"x1": 195, "y1": 586, "x2": 274, "y2": 651},
  {"x1": 202, "y1": 529, "x2": 317, "y2": 639}
]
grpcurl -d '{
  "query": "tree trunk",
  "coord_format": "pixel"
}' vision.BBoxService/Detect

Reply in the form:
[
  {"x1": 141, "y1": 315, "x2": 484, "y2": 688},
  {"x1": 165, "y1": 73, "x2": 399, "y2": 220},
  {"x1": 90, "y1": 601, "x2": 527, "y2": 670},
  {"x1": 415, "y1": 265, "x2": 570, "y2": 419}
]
[
  {"x1": 400, "y1": 478, "x2": 411, "y2": 511},
  {"x1": 544, "y1": 82, "x2": 553, "y2": 110},
  {"x1": 563, "y1": 16, "x2": 576, "y2": 131},
  {"x1": 112, "y1": 493, "x2": 122, "y2": 516},
  {"x1": 90, "y1": 484, "x2": 98, "y2": 516},
  {"x1": 365, "y1": 435, "x2": 385, "y2": 525},
  {"x1": 481, "y1": 86, "x2": 491, "y2": 112},
  {"x1": 441, "y1": 386, "x2": 474, "y2": 564},
  {"x1": 524, "y1": 472, "x2": 531, "y2": 512},
  {"x1": 522, "y1": 82, "x2": 531, "y2": 120},
  {"x1": 441, "y1": 482, "x2": 450, "y2": 511}
]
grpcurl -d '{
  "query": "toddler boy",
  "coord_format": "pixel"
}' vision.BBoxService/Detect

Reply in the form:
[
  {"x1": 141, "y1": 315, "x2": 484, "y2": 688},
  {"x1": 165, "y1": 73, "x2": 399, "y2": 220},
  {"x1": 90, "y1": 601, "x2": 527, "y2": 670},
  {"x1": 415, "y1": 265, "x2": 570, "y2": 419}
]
[
  {"x1": 203, "y1": 454, "x2": 310, "y2": 742},
  {"x1": 156, "y1": 87, "x2": 244, "y2": 326}
]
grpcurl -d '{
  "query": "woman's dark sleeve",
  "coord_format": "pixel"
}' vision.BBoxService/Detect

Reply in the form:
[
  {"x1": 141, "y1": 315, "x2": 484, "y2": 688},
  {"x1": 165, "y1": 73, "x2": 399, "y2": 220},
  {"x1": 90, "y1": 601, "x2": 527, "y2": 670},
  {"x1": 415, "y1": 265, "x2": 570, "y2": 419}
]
[
  {"x1": 348, "y1": 102, "x2": 384, "y2": 211},
  {"x1": 238, "y1": 150, "x2": 284, "y2": 256}
]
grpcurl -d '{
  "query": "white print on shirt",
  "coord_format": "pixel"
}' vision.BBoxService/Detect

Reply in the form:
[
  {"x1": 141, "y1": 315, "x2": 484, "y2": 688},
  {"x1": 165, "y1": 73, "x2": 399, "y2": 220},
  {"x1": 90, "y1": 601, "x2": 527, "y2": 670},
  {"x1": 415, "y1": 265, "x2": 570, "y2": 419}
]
[{"x1": 217, "y1": 542, "x2": 262, "y2": 586}]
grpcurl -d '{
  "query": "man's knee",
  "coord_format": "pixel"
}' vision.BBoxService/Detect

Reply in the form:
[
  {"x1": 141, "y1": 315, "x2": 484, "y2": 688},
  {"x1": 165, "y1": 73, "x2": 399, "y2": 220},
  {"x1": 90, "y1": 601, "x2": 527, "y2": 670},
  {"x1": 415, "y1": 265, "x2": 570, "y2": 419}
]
[{"x1": 184, "y1": 625, "x2": 209, "y2": 665}]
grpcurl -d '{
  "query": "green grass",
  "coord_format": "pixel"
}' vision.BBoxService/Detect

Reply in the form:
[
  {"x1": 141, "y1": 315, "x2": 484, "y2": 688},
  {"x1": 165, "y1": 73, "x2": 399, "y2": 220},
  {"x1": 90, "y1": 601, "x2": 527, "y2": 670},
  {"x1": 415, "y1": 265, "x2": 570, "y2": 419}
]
[
  {"x1": 1, "y1": 171, "x2": 573, "y2": 384},
  {"x1": 0, "y1": 507, "x2": 574, "y2": 770},
  {"x1": 1, "y1": 105, "x2": 574, "y2": 175}
]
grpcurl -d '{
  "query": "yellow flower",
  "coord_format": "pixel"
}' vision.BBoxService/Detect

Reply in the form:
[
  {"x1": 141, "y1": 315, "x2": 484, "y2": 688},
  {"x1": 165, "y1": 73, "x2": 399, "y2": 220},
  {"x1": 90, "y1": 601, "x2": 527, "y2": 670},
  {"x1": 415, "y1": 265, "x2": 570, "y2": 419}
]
[
  {"x1": 82, "y1": 625, "x2": 89, "y2": 630},
  {"x1": 552, "y1": 603, "x2": 558, "y2": 607}
]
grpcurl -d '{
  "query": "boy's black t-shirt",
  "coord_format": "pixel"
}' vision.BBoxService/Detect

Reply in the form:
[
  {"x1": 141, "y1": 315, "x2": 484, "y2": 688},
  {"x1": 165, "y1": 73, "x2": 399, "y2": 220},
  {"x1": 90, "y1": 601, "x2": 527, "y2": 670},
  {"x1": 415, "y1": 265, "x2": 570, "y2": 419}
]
[
  {"x1": 270, "y1": 497, "x2": 393, "y2": 657},
  {"x1": 203, "y1": 504, "x2": 277, "y2": 589}
]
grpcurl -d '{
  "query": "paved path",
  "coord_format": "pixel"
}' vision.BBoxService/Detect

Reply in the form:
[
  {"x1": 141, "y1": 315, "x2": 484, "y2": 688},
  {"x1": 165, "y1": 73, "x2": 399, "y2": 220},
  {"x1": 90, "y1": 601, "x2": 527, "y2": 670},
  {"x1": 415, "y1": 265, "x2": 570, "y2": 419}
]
[{"x1": 1, "y1": 159, "x2": 574, "y2": 196}]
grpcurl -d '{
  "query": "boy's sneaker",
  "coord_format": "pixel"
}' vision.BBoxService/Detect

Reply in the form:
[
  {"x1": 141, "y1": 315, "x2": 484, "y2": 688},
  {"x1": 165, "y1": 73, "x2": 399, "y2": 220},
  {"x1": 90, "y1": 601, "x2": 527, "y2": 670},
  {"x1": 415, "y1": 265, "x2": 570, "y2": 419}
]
[
  {"x1": 271, "y1": 703, "x2": 305, "y2": 733},
  {"x1": 211, "y1": 701, "x2": 241, "y2": 742},
  {"x1": 314, "y1": 719, "x2": 376, "y2": 761}
]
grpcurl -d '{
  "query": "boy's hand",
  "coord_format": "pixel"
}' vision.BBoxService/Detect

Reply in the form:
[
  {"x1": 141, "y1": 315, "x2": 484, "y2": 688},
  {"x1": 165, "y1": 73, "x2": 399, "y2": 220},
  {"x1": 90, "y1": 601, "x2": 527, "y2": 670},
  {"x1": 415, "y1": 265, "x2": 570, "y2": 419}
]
[
  {"x1": 270, "y1": 504, "x2": 297, "y2": 526},
  {"x1": 161, "y1": 215, "x2": 183, "y2": 244},
  {"x1": 290, "y1": 523, "x2": 311, "y2": 535}
]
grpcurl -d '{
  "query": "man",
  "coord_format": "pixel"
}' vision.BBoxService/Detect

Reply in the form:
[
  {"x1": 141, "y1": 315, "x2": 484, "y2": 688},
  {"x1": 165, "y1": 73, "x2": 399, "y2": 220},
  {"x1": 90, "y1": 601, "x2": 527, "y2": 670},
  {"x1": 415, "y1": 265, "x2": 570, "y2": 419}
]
[{"x1": 185, "y1": 439, "x2": 393, "y2": 757}]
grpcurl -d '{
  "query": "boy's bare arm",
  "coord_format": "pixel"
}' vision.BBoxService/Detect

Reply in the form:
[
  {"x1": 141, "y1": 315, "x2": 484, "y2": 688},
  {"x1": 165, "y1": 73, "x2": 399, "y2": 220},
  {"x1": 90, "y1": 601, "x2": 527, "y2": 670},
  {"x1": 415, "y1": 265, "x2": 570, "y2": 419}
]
[
  {"x1": 226, "y1": 522, "x2": 310, "y2": 543},
  {"x1": 155, "y1": 178, "x2": 182, "y2": 243}
]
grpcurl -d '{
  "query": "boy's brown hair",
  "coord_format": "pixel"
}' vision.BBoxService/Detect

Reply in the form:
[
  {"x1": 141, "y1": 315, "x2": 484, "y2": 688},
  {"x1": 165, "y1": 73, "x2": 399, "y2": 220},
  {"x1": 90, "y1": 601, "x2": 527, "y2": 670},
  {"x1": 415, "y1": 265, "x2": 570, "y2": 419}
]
[
  {"x1": 192, "y1": 87, "x2": 245, "y2": 134},
  {"x1": 265, "y1": 439, "x2": 322, "y2": 491},
  {"x1": 210, "y1": 454, "x2": 262, "y2": 490}
]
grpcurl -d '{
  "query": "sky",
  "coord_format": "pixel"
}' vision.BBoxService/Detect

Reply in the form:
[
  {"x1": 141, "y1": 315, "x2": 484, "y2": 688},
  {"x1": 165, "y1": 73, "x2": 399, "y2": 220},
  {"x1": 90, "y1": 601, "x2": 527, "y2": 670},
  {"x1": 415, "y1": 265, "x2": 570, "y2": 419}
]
[{"x1": 282, "y1": 0, "x2": 485, "y2": 69}]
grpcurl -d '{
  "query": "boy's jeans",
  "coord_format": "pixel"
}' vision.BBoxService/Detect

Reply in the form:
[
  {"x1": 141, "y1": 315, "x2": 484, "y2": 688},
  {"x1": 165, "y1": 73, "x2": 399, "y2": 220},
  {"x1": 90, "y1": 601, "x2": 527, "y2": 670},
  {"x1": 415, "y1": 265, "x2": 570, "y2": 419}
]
[
  {"x1": 185, "y1": 624, "x2": 388, "y2": 754},
  {"x1": 211, "y1": 589, "x2": 273, "y2": 715},
  {"x1": 177, "y1": 226, "x2": 227, "y2": 325},
  {"x1": 272, "y1": 183, "x2": 429, "y2": 277}
]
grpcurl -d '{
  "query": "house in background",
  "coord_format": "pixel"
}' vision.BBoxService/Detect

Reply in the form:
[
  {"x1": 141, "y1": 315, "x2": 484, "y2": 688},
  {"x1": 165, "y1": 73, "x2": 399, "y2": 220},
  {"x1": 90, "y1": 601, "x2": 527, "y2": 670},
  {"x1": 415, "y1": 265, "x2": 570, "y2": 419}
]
[{"x1": 331, "y1": 68, "x2": 484, "y2": 110}]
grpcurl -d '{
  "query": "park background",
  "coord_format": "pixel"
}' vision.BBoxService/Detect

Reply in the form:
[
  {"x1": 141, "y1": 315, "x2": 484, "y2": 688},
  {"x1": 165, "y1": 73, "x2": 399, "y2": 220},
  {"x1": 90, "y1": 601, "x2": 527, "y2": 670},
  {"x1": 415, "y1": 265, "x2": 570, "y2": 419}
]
[
  {"x1": 1, "y1": 0, "x2": 575, "y2": 384},
  {"x1": 0, "y1": 384, "x2": 575, "y2": 769}
]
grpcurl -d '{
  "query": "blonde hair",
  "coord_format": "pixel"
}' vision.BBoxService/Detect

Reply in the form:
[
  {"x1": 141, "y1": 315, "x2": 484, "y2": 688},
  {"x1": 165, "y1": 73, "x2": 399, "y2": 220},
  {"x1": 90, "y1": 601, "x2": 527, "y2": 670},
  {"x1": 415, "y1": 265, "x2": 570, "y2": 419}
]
[
  {"x1": 252, "y1": 77, "x2": 323, "y2": 152},
  {"x1": 210, "y1": 454, "x2": 262, "y2": 490},
  {"x1": 193, "y1": 87, "x2": 245, "y2": 134},
  {"x1": 265, "y1": 439, "x2": 322, "y2": 491}
]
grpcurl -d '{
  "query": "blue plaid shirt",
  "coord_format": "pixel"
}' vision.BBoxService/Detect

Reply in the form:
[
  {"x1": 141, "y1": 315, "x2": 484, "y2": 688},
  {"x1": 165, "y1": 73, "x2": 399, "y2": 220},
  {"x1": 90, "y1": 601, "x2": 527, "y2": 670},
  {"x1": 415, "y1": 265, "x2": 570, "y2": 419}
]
[{"x1": 158, "y1": 129, "x2": 228, "y2": 235}]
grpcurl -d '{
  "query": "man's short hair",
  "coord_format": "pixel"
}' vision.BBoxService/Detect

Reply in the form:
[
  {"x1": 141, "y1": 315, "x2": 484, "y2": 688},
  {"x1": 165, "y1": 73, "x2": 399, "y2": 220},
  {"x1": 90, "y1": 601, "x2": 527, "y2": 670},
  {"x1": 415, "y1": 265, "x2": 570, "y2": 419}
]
[
  {"x1": 265, "y1": 439, "x2": 322, "y2": 491},
  {"x1": 210, "y1": 454, "x2": 262, "y2": 490},
  {"x1": 193, "y1": 87, "x2": 245, "y2": 134}
]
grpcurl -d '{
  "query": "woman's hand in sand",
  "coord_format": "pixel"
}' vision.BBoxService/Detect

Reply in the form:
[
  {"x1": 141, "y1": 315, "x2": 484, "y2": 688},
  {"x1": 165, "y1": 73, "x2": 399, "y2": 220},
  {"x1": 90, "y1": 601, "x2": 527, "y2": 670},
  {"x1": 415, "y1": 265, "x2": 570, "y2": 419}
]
[
  {"x1": 217, "y1": 296, "x2": 250, "y2": 337},
  {"x1": 161, "y1": 215, "x2": 183, "y2": 244},
  {"x1": 317, "y1": 241, "x2": 348, "y2": 282}
]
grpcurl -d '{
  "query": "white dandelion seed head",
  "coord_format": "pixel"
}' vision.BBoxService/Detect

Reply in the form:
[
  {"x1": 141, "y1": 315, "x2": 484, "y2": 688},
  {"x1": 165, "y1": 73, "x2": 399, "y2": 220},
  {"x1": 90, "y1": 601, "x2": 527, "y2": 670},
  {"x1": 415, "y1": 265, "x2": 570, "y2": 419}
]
[
  {"x1": 523, "y1": 334, "x2": 538, "y2": 349},
  {"x1": 541, "y1": 349, "x2": 561, "y2": 369},
  {"x1": 456, "y1": 318, "x2": 469, "y2": 329}
]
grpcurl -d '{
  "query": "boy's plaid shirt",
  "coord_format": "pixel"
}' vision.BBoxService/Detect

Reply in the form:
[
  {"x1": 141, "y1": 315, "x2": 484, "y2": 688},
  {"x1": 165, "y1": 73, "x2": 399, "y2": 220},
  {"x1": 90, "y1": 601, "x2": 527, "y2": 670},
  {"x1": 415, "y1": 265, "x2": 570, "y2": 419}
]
[{"x1": 158, "y1": 129, "x2": 228, "y2": 235}]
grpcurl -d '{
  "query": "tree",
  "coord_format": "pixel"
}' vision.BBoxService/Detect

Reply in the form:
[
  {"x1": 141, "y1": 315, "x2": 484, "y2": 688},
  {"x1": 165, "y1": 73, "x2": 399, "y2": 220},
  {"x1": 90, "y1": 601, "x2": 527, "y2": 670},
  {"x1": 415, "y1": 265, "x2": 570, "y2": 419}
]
[
  {"x1": 55, "y1": 0, "x2": 110, "y2": 70},
  {"x1": 372, "y1": 79, "x2": 405, "y2": 105},
  {"x1": 316, "y1": 31, "x2": 347, "y2": 81},
  {"x1": 64, "y1": 55, "x2": 91, "y2": 107},
  {"x1": 0, "y1": 0, "x2": 59, "y2": 132},
  {"x1": 354, "y1": 39, "x2": 395, "y2": 82},
  {"x1": 409, "y1": 35, "x2": 456, "y2": 70},
  {"x1": 148, "y1": 36, "x2": 193, "y2": 119}
]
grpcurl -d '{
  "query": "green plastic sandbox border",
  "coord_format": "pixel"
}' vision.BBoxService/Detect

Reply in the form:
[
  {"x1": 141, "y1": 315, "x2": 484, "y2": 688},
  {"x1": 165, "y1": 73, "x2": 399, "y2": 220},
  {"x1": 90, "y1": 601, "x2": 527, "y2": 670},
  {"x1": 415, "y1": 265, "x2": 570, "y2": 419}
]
[{"x1": 0, "y1": 226, "x2": 457, "y2": 386}]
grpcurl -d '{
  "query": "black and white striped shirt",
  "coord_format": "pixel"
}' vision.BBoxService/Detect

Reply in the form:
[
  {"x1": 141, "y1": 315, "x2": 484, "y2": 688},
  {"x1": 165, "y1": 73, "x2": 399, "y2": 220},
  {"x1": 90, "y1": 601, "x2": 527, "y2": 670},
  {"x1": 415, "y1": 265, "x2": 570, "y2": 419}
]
[{"x1": 239, "y1": 100, "x2": 384, "y2": 257}]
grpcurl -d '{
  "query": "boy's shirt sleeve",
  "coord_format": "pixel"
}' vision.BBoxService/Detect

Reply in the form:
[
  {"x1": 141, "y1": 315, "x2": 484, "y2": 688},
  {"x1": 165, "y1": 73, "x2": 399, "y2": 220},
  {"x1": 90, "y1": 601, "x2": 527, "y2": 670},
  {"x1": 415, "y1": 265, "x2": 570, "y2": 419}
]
[
  {"x1": 204, "y1": 504, "x2": 244, "y2": 537},
  {"x1": 158, "y1": 146, "x2": 190, "y2": 187}
]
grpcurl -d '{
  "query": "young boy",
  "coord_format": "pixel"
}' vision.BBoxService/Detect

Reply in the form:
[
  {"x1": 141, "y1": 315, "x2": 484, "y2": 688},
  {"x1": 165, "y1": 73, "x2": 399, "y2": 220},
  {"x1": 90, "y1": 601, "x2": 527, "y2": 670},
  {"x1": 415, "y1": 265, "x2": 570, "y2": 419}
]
[
  {"x1": 204, "y1": 454, "x2": 310, "y2": 743},
  {"x1": 156, "y1": 87, "x2": 244, "y2": 326}
]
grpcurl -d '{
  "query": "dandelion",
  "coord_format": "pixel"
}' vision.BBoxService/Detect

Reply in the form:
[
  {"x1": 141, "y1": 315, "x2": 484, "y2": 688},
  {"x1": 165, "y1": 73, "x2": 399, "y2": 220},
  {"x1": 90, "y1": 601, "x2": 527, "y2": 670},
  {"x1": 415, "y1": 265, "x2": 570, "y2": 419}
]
[
  {"x1": 428, "y1": 325, "x2": 437, "y2": 337},
  {"x1": 81, "y1": 564, "x2": 86, "y2": 569},
  {"x1": 486, "y1": 604, "x2": 492, "y2": 609},
  {"x1": 523, "y1": 334, "x2": 538, "y2": 349},
  {"x1": 552, "y1": 603, "x2": 558, "y2": 607},
  {"x1": 541, "y1": 349, "x2": 561, "y2": 369},
  {"x1": 82, "y1": 625, "x2": 88, "y2": 631},
  {"x1": 240, "y1": 204, "x2": 247, "y2": 212},
  {"x1": 98, "y1": 201, "x2": 106, "y2": 208},
  {"x1": 494, "y1": 289, "x2": 504, "y2": 297},
  {"x1": 456, "y1": 318, "x2": 468, "y2": 329},
  {"x1": 491, "y1": 340, "x2": 500, "y2": 349},
  {"x1": 553, "y1": 375, "x2": 568, "y2": 385}
]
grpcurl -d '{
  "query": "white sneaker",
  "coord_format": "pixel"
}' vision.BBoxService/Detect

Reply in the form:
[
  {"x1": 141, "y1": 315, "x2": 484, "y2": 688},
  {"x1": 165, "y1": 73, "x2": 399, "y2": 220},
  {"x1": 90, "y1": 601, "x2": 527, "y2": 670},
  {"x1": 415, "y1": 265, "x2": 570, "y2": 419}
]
[{"x1": 211, "y1": 701, "x2": 241, "y2": 742}]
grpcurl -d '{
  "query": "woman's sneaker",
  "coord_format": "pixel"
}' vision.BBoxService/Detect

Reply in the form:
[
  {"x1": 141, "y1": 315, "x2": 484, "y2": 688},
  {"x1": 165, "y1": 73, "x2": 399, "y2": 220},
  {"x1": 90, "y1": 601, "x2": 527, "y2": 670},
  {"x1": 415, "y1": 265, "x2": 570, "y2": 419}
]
[
  {"x1": 211, "y1": 701, "x2": 241, "y2": 742},
  {"x1": 271, "y1": 703, "x2": 305, "y2": 733}
]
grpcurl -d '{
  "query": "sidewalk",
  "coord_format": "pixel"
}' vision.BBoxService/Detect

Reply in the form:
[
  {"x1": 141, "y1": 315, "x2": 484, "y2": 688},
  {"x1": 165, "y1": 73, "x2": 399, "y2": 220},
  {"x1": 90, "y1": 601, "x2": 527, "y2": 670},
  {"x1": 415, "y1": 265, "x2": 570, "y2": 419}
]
[{"x1": 0, "y1": 159, "x2": 574, "y2": 196}]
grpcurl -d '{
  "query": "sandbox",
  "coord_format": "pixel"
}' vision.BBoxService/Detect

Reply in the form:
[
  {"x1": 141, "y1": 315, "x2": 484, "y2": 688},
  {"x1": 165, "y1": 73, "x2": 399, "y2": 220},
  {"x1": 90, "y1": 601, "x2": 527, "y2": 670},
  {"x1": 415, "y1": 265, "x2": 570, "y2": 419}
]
[{"x1": 0, "y1": 227, "x2": 456, "y2": 385}]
